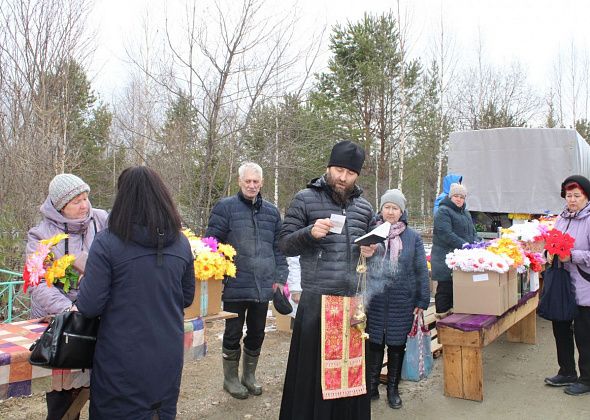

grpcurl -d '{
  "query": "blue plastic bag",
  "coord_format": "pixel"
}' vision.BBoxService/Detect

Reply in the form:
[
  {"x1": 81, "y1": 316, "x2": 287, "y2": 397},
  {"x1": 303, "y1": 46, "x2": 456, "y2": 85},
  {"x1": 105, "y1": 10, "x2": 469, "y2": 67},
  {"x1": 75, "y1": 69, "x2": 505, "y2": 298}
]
[{"x1": 401, "y1": 314, "x2": 433, "y2": 381}]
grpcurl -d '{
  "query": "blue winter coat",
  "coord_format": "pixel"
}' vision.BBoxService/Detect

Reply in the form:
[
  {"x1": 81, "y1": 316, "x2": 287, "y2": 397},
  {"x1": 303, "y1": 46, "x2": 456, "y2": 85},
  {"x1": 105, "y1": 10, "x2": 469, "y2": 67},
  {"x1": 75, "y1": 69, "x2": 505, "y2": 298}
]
[
  {"x1": 205, "y1": 192, "x2": 288, "y2": 302},
  {"x1": 430, "y1": 196, "x2": 478, "y2": 283},
  {"x1": 366, "y1": 217, "x2": 430, "y2": 345},
  {"x1": 77, "y1": 226, "x2": 195, "y2": 420},
  {"x1": 433, "y1": 173, "x2": 463, "y2": 215}
]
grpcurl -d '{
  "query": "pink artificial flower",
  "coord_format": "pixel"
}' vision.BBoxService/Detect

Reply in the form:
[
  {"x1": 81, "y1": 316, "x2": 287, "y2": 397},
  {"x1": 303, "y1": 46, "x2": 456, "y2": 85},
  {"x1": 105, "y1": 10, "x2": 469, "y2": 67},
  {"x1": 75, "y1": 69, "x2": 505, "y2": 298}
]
[{"x1": 201, "y1": 236, "x2": 218, "y2": 252}]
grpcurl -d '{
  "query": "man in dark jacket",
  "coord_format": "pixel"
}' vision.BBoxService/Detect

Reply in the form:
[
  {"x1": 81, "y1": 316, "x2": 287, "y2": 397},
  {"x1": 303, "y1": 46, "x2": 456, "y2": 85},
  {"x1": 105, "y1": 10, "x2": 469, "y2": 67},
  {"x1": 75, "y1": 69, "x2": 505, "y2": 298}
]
[
  {"x1": 206, "y1": 162, "x2": 288, "y2": 400},
  {"x1": 278, "y1": 141, "x2": 376, "y2": 420}
]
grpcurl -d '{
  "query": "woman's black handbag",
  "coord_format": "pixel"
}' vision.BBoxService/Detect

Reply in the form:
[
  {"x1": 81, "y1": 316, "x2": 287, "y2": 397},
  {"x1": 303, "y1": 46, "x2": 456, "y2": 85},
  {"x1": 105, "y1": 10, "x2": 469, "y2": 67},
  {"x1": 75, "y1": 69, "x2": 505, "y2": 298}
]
[
  {"x1": 538, "y1": 258, "x2": 578, "y2": 322},
  {"x1": 29, "y1": 310, "x2": 99, "y2": 369}
]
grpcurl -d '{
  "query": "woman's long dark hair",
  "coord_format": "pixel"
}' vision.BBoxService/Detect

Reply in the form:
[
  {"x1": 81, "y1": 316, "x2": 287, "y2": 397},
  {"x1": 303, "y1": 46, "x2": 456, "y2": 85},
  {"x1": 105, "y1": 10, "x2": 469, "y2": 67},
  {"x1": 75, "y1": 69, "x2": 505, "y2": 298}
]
[{"x1": 108, "y1": 166, "x2": 182, "y2": 241}]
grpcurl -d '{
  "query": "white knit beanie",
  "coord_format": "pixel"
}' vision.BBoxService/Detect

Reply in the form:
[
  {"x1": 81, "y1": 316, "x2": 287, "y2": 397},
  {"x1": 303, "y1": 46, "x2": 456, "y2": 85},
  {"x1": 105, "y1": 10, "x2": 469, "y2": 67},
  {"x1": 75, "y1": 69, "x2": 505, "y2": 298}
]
[
  {"x1": 449, "y1": 183, "x2": 467, "y2": 198},
  {"x1": 380, "y1": 189, "x2": 406, "y2": 213},
  {"x1": 49, "y1": 174, "x2": 90, "y2": 211}
]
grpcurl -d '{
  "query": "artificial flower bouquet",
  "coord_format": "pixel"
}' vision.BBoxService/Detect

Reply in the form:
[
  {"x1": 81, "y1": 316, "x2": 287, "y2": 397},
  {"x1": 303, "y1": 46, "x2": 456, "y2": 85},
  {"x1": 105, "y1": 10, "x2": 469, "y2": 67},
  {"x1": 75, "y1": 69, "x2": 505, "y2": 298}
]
[
  {"x1": 499, "y1": 220, "x2": 548, "y2": 253},
  {"x1": 486, "y1": 237, "x2": 527, "y2": 269},
  {"x1": 182, "y1": 229, "x2": 237, "y2": 280},
  {"x1": 23, "y1": 234, "x2": 79, "y2": 293},
  {"x1": 543, "y1": 228, "x2": 575, "y2": 259},
  {"x1": 446, "y1": 236, "x2": 530, "y2": 273}
]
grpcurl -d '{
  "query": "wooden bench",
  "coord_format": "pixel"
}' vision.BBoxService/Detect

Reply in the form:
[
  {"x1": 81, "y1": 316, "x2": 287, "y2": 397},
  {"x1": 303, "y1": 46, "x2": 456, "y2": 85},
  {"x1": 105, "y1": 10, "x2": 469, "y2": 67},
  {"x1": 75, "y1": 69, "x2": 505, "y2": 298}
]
[{"x1": 437, "y1": 292, "x2": 539, "y2": 401}]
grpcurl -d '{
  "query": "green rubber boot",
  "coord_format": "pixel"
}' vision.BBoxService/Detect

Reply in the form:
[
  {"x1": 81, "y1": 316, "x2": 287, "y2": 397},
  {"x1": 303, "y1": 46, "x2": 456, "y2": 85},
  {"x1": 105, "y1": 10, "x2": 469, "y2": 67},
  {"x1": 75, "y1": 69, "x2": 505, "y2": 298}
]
[{"x1": 222, "y1": 347, "x2": 249, "y2": 399}]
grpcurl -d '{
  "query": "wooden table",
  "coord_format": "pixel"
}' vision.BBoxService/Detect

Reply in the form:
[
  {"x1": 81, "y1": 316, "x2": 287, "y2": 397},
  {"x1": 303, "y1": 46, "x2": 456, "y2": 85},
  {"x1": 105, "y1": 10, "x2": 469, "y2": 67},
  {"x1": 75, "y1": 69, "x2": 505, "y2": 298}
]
[{"x1": 437, "y1": 292, "x2": 539, "y2": 401}]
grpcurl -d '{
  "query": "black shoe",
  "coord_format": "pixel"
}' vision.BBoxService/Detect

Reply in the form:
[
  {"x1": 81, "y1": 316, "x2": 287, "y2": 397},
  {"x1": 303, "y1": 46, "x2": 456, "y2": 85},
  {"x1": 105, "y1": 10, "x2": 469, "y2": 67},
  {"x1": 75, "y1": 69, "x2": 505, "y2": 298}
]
[
  {"x1": 564, "y1": 382, "x2": 590, "y2": 396},
  {"x1": 544, "y1": 374, "x2": 578, "y2": 387}
]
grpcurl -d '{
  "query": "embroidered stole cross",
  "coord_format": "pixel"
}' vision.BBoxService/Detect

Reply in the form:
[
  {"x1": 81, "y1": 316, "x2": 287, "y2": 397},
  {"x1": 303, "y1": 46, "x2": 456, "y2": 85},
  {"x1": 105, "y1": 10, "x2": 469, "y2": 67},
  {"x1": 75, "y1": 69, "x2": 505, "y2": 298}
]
[{"x1": 320, "y1": 295, "x2": 366, "y2": 399}]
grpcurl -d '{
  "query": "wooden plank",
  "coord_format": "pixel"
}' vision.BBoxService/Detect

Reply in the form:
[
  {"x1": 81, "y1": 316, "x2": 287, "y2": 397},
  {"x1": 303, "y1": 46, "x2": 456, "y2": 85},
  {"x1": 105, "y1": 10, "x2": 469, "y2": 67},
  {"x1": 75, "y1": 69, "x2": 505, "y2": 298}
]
[
  {"x1": 430, "y1": 327, "x2": 438, "y2": 338},
  {"x1": 438, "y1": 325, "x2": 482, "y2": 347},
  {"x1": 202, "y1": 311, "x2": 238, "y2": 322},
  {"x1": 461, "y1": 347, "x2": 483, "y2": 401},
  {"x1": 443, "y1": 345, "x2": 464, "y2": 398},
  {"x1": 62, "y1": 387, "x2": 90, "y2": 420},
  {"x1": 424, "y1": 305, "x2": 437, "y2": 326},
  {"x1": 506, "y1": 310, "x2": 536, "y2": 344},
  {"x1": 481, "y1": 294, "x2": 538, "y2": 346}
]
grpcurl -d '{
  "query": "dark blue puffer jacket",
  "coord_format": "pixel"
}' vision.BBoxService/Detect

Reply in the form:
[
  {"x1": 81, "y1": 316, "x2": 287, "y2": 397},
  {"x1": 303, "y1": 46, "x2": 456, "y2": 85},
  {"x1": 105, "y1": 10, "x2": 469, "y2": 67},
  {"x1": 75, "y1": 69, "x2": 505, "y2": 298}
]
[
  {"x1": 431, "y1": 196, "x2": 478, "y2": 282},
  {"x1": 279, "y1": 176, "x2": 374, "y2": 296},
  {"x1": 366, "y1": 216, "x2": 430, "y2": 345},
  {"x1": 205, "y1": 192, "x2": 288, "y2": 302}
]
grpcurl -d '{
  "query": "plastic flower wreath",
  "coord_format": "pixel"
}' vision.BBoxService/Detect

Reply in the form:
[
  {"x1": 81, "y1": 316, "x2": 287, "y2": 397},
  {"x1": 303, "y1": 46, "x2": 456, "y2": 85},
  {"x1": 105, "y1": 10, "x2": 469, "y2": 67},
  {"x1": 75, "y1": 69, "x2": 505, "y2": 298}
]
[
  {"x1": 23, "y1": 233, "x2": 79, "y2": 293},
  {"x1": 445, "y1": 248, "x2": 512, "y2": 273},
  {"x1": 543, "y1": 228, "x2": 576, "y2": 259},
  {"x1": 183, "y1": 229, "x2": 237, "y2": 280}
]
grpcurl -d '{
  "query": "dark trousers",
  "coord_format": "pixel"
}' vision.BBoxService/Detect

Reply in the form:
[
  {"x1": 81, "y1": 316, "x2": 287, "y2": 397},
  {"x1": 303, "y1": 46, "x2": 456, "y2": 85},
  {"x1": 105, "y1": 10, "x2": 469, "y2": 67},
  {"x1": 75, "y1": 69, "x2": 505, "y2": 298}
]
[
  {"x1": 223, "y1": 301, "x2": 268, "y2": 351},
  {"x1": 368, "y1": 341, "x2": 405, "y2": 357},
  {"x1": 552, "y1": 306, "x2": 590, "y2": 385},
  {"x1": 435, "y1": 280, "x2": 453, "y2": 313},
  {"x1": 46, "y1": 388, "x2": 81, "y2": 420}
]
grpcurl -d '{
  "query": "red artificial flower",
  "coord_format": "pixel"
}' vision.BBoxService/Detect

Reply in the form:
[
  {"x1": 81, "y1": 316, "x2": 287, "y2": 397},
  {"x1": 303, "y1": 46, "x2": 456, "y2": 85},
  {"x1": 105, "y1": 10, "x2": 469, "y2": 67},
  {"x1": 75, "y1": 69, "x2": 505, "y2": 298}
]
[{"x1": 544, "y1": 229, "x2": 575, "y2": 259}]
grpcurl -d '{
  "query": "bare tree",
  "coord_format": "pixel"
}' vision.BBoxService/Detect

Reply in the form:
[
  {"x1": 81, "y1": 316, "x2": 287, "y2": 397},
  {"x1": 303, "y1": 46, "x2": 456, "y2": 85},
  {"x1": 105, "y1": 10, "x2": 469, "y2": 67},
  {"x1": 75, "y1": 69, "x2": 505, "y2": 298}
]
[
  {"x1": 551, "y1": 41, "x2": 590, "y2": 128},
  {"x1": 122, "y1": 0, "x2": 303, "y2": 229},
  {"x1": 0, "y1": 0, "x2": 95, "y2": 267}
]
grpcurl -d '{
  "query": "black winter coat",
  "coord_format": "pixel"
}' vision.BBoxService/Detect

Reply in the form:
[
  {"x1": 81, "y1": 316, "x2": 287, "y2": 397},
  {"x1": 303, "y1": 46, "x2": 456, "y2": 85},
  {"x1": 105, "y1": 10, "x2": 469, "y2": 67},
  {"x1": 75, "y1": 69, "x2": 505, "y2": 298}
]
[
  {"x1": 366, "y1": 217, "x2": 430, "y2": 345},
  {"x1": 279, "y1": 176, "x2": 373, "y2": 296},
  {"x1": 77, "y1": 226, "x2": 195, "y2": 420},
  {"x1": 430, "y1": 196, "x2": 478, "y2": 282},
  {"x1": 205, "y1": 192, "x2": 288, "y2": 302}
]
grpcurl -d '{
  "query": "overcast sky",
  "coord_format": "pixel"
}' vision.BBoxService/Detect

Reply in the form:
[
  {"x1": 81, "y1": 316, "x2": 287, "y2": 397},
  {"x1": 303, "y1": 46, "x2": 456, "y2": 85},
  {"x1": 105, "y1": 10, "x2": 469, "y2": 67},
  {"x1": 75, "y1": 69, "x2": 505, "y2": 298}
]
[{"x1": 89, "y1": 0, "x2": 590, "y2": 102}]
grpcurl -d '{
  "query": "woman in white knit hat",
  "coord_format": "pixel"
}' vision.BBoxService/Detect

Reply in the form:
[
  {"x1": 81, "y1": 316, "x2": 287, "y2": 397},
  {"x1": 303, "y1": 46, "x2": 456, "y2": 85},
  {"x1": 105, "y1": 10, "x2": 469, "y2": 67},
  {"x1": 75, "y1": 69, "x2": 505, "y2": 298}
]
[
  {"x1": 25, "y1": 173, "x2": 108, "y2": 420},
  {"x1": 365, "y1": 189, "x2": 430, "y2": 410}
]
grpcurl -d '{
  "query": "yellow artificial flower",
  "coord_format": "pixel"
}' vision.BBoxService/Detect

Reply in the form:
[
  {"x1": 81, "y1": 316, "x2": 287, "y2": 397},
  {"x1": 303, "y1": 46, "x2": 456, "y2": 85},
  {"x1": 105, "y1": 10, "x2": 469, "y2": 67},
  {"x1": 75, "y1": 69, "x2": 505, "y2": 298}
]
[
  {"x1": 218, "y1": 243, "x2": 236, "y2": 260},
  {"x1": 225, "y1": 263, "x2": 237, "y2": 278},
  {"x1": 40, "y1": 233, "x2": 69, "y2": 247},
  {"x1": 487, "y1": 237, "x2": 524, "y2": 267}
]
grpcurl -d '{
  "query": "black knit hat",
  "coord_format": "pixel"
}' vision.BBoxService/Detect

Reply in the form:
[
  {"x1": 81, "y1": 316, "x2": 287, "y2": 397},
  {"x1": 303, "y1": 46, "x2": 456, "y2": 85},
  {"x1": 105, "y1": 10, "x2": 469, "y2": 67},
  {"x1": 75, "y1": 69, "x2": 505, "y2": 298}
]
[
  {"x1": 561, "y1": 175, "x2": 590, "y2": 198},
  {"x1": 327, "y1": 141, "x2": 365, "y2": 175}
]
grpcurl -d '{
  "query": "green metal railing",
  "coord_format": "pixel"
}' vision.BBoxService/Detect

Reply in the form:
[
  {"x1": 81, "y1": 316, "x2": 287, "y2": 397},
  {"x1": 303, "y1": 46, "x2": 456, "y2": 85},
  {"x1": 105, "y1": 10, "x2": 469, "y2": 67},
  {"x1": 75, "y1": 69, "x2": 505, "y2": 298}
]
[{"x1": 0, "y1": 268, "x2": 30, "y2": 323}]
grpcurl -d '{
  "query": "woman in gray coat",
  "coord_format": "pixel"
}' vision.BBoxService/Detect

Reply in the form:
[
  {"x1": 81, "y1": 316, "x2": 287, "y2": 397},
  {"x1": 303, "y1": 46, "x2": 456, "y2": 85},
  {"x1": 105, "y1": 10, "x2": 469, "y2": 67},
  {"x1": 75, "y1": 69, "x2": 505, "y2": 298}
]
[{"x1": 26, "y1": 173, "x2": 108, "y2": 420}]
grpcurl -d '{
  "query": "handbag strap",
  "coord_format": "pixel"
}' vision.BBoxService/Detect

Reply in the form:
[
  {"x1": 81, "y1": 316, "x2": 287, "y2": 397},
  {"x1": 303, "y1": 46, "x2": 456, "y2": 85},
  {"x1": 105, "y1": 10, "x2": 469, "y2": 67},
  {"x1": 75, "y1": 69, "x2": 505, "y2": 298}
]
[{"x1": 413, "y1": 312, "x2": 427, "y2": 378}]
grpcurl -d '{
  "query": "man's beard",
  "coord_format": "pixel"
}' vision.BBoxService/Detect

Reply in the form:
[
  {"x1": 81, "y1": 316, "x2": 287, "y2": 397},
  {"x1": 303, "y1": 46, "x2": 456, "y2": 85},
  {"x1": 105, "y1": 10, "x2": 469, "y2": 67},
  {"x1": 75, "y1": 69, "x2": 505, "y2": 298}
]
[{"x1": 326, "y1": 172, "x2": 355, "y2": 205}]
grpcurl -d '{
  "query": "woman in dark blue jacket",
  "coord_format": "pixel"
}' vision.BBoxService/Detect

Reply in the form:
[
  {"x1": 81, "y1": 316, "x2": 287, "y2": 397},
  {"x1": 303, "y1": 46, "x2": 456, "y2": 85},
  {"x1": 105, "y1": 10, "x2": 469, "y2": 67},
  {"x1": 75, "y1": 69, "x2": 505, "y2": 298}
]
[
  {"x1": 77, "y1": 166, "x2": 195, "y2": 420},
  {"x1": 430, "y1": 183, "x2": 478, "y2": 316},
  {"x1": 366, "y1": 189, "x2": 430, "y2": 410}
]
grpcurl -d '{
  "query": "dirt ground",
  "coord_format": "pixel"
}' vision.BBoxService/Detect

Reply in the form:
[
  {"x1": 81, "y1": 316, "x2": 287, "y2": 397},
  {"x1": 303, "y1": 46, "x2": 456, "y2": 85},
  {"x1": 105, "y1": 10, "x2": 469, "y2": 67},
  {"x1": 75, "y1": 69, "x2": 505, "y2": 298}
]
[{"x1": 1, "y1": 314, "x2": 589, "y2": 420}]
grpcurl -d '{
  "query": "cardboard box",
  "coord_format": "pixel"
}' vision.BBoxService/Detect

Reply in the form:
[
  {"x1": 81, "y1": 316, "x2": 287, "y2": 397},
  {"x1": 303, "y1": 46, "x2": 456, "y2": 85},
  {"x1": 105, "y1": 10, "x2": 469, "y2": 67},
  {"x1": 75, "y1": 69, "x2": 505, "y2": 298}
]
[
  {"x1": 184, "y1": 279, "x2": 223, "y2": 319},
  {"x1": 271, "y1": 303, "x2": 293, "y2": 332},
  {"x1": 453, "y1": 269, "x2": 518, "y2": 316}
]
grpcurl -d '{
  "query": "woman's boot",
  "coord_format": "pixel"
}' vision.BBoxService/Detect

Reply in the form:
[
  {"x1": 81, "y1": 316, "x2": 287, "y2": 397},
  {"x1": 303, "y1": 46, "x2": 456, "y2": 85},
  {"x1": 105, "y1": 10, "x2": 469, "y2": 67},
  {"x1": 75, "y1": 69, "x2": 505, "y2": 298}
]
[
  {"x1": 386, "y1": 348, "x2": 404, "y2": 409},
  {"x1": 241, "y1": 347, "x2": 263, "y2": 395},
  {"x1": 222, "y1": 346, "x2": 249, "y2": 399},
  {"x1": 367, "y1": 344, "x2": 385, "y2": 400}
]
